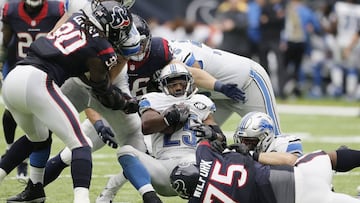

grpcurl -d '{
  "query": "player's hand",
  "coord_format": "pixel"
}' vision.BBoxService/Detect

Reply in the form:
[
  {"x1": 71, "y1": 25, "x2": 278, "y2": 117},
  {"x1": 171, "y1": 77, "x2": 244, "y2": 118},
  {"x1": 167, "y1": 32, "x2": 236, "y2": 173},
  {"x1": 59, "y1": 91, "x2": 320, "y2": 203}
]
[
  {"x1": 228, "y1": 143, "x2": 249, "y2": 155},
  {"x1": 214, "y1": 81, "x2": 245, "y2": 102},
  {"x1": 94, "y1": 120, "x2": 118, "y2": 149},
  {"x1": 162, "y1": 103, "x2": 190, "y2": 131},
  {"x1": 114, "y1": 89, "x2": 139, "y2": 114},
  {"x1": 190, "y1": 124, "x2": 218, "y2": 141}
]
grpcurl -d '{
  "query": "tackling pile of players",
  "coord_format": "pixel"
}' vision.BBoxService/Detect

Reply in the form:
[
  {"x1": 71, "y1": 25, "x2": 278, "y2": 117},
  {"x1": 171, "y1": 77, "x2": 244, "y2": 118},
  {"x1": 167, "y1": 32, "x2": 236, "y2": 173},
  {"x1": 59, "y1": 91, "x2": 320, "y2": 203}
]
[{"x1": 0, "y1": 0, "x2": 359, "y2": 203}]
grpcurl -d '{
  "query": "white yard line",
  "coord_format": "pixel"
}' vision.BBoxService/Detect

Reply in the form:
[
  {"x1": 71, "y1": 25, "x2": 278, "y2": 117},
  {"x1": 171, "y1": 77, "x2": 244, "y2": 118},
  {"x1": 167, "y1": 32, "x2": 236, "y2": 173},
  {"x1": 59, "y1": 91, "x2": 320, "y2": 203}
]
[{"x1": 277, "y1": 104, "x2": 359, "y2": 117}]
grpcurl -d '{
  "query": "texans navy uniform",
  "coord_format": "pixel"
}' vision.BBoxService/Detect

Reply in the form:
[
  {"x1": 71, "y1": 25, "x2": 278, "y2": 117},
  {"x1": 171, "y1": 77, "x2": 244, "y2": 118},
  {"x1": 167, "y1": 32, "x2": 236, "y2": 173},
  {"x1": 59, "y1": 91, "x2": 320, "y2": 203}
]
[
  {"x1": 1, "y1": 8, "x2": 122, "y2": 202},
  {"x1": 189, "y1": 141, "x2": 257, "y2": 203},
  {"x1": 18, "y1": 12, "x2": 117, "y2": 86},
  {"x1": 1, "y1": 0, "x2": 65, "y2": 76},
  {"x1": 127, "y1": 37, "x2": 173, "y2": 98}
]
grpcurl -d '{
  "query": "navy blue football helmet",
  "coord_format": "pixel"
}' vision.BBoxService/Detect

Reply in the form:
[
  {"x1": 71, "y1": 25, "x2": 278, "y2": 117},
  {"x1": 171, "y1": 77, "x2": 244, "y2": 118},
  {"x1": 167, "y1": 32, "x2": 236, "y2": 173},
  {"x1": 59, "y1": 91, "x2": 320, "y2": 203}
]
[
  {"x1": 170, "y1": 163, "x2": 199, "y2": 199},
  {"x1": 90, "y1": 0, "x2": 133, "y2": 48},
  {"x1": 129, "y1": 14, "x2": 151, "y2": 61}
]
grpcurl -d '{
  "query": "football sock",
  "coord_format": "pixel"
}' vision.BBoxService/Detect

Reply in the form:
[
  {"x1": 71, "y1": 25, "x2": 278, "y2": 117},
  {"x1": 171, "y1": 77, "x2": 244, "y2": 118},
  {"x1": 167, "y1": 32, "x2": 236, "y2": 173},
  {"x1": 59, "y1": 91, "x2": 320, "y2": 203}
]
[
  {"x1": 71, "y1": 146, "x2": 92, "y2": 188},
  {"x1": 29, "y1": 165, "x2": 45, "y2": 184},
  {"x1": 44, "y1": 153, "x2": 69, "y2": 186},
  {"x1": 118, "y1": 155, "x2": 152, "y2": 191},
  {"x1": 2, "y1": 109, "x2": 17, "y2": 146},
  {"x1": 0, "y1": 135, "x2": 33, "y2": 174},
  {"x1": 335, "y1": 149, "x2": 360, "y2": 172}
]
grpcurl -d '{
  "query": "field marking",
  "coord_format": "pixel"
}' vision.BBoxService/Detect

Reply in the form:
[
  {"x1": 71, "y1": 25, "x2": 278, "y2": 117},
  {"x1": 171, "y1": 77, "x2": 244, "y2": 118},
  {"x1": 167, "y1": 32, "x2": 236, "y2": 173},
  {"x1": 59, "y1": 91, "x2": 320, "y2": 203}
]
[
  {"x1": 224, "y1": 132, "x2": 360, "y2": 143},
  {"x1": 277, "y1": 104, "x2": 359, "y2": 117}
]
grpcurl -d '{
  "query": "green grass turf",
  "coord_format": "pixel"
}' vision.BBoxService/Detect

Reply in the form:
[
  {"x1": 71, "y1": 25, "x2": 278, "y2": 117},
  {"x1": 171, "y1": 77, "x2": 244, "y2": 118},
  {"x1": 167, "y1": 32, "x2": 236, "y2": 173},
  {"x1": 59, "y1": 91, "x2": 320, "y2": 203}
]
[{"x1": 0, "y1": 99, "x2": 359, "y2": 202}]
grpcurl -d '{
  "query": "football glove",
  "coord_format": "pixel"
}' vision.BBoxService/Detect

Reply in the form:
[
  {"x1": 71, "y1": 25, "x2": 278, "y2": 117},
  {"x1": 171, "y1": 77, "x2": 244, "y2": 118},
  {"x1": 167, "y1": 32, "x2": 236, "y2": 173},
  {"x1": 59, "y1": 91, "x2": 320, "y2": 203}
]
[
  {"x1": 113, "y1": 88, "x2": 139, "y2": 114},
  {"x1": 190, "y1": 124, "x2": 218, "y2": 141},
  {"x1": 90, "y1": 78, "x2": 127, "y2": 110},
  {"x1": 94, "y1": 120, "x2": 118, "y2": 149},
  {"x1": 214, "y1": 80, "x2": 246, "y2": 102},
  {"x1": 228, "y1": 143, "x2": 249, "y2": 155},
  {"x1": 162, "y1": 103, "x2": 190, "y2": 131}
]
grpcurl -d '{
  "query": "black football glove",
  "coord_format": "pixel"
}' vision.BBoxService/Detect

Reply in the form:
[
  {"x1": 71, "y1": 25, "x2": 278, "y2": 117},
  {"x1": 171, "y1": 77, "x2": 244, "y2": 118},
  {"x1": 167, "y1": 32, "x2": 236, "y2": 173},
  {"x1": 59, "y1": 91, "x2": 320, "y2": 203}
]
[
  {"x1": 94, "y1": 120, "x2": 118, "y2": 149},
  {"x1": 113, "y1": 88, "x2": 139, "y2": 114},
  {"x1": 162, "y1": 104, "x2": 190, "y2": 131},
  {"x1": 228, "y1": 143, "x2": 250, "y2": 155}
]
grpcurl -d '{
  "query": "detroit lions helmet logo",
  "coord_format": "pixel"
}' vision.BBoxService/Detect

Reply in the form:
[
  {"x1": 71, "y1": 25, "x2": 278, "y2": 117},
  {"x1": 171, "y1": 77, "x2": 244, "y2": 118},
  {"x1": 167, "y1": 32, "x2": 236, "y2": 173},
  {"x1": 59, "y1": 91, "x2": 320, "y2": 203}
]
[{"x1": 110, "y1": 6, "x2": 131, "y2": 29}]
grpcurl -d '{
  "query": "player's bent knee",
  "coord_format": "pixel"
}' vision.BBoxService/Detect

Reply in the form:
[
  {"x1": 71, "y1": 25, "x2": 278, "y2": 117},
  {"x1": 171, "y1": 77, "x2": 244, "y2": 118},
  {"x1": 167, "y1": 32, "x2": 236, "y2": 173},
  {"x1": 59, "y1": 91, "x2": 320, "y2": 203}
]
[{"x1": 117, "y1": 145, "x2": 137, "y2": 157}]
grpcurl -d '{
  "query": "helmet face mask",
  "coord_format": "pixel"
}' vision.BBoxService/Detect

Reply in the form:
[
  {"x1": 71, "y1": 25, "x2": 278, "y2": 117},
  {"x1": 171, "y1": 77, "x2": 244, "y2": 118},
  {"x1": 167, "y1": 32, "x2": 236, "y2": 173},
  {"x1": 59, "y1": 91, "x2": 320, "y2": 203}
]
[
  {"x1": 170, "y1": 163, "x2": 199, "y2": 199},
  {"x1": 159, "y1": 63, "x2": 195, "y2": 98},
  {"x1": 24, "y1": 0, "x2": 44, "y2": 8},
  {"x1": 233, "y1": 112, "x2": 275, "y2": 152},
  {"x1": 129, "y1": 14, "x2": 151, "y2": 61}
]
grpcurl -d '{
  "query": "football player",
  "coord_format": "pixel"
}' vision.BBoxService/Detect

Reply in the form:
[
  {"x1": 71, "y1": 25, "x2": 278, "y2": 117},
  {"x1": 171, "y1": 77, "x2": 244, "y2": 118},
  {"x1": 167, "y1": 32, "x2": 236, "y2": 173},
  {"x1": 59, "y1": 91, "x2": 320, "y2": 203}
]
[
  {"x1": 0, "y1": 0, "x2": 65, "y2": 180},
  {"x1": 0, "y1": 1, "x2": 135, "y2": 203},
  {"x1": 233, "y1": 111, "x2": 303, "y2": 156},
  {"x1": 168, "y1": 40, "x2": 282, "y2": 135},
  {"x1": 113, "y1": 62, "x2": 222, "y2": 203},
  {"x1": 170, "y1": 125, "x2": 360, "y2": 203}
]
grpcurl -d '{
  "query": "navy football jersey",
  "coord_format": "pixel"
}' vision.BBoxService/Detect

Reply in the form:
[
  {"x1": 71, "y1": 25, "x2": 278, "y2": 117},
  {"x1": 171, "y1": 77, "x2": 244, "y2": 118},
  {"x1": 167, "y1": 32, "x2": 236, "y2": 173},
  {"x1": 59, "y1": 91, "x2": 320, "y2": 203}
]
[
  {"x1": 2, "y1": 0, "x2": 65, "y2": 70},
  {"x1": 189, "y1": 141, "x2": 258, "y2": 203},
  {"x1": 18, "y1": 12, "x2": 117, "y2": 86},
  {"x1": 127, "y1": 37, "x2": 172, "y2": 98},
  {"x1": 190, "y1": 141, "x2": 279, "y2": 203}
]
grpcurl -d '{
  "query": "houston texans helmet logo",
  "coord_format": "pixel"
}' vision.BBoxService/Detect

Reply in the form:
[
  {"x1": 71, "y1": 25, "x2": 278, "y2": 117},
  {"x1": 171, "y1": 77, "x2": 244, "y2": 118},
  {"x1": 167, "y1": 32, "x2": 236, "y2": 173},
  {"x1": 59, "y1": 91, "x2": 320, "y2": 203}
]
[{"x1": 110, "y1": 6, "x2": 131, "y2": 29}]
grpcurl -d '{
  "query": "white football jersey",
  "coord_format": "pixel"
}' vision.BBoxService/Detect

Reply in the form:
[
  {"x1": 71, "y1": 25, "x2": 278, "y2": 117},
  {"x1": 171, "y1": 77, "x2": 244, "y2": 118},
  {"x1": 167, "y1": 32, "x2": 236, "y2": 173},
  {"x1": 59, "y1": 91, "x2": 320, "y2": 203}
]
[
  {"x1": 139, "y1": 92, "x2": 216, "y2": 159},
  {"x1": 169, "y1": 40, "x2": 253, "y2": 99},
  {"x1": 334, "y1": 1, "x2": 360, "y2": 47},
  {"x1": 266, "y1": 134, "x2": 303, "y2": 156}
]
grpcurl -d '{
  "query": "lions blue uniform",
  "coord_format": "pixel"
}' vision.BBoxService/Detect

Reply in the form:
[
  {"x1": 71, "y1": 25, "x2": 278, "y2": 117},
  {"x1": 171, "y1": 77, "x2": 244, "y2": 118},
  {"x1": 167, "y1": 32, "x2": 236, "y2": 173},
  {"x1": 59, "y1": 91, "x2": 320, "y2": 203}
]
[
  {"x1": 127, "y1": 37, "x2": 172, "y2": 98},
  {"x1": 18, "y1": 12, "x2": 117, "y2": 85},
  {"x1": 1, "y1": 0, "x2": 65, "y2": 76}
]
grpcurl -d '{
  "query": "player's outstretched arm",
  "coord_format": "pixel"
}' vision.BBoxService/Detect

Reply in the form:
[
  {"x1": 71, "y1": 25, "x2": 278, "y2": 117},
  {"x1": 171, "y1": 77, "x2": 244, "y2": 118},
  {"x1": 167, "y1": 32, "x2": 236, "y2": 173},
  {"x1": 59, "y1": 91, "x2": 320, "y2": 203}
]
[
  {"x1": 188, "y1": 67, "x2": 245, "y2": 102},
  {"x1": 257, "y1": 152, "x2": 298, "y2": 166}
]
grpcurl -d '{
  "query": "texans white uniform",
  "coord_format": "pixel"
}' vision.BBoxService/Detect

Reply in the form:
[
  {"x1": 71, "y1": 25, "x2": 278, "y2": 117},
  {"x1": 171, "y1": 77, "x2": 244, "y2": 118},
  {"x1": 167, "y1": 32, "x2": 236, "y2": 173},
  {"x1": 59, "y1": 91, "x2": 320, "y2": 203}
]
[
  {"x1": 169, "y1": 40, "x2": 281, "y2": 135},
  {"x1": 117, "y1": 92, "x2": 215, "y2": 196}
]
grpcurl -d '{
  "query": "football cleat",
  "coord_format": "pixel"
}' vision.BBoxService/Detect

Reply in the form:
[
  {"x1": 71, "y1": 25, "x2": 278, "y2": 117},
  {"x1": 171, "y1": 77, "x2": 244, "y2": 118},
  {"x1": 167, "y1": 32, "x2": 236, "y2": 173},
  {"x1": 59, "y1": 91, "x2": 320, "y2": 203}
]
[
  {"x1": 7, "y1": 179, "x2": 45, "y2": 203},
  {"x1": 142, "y1": 191, "x2": 162, "y2": 203}
]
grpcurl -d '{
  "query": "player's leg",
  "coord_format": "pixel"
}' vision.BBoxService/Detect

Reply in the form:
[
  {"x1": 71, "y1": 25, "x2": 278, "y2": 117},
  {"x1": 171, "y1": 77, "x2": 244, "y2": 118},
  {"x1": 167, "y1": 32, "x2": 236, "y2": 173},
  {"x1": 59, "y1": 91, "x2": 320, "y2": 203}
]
[
  {"x1": 96, "y1": 113, "x2": 147, "y2": 202},
  {"x1": 117, "y1": 145, "x2": 163, "y2": 203},
  {"x1": 212, "y1": 100, "x2": 233, "y2": 126},
  {"x1": 243, "y1": 64, "x2": 281, "y2": 136},
  {"x1": 42, "y1": 78, "x2": 97, "y2": 187},
  {"x1": 96, "y1": 172, "x2": 128, "y2": 203},
  {"x1": 328, "y1": 147, "x2": 360, "y2": 172},
  {"x1": 44, "y1": 118, "x2": 105, "y2": 186}
]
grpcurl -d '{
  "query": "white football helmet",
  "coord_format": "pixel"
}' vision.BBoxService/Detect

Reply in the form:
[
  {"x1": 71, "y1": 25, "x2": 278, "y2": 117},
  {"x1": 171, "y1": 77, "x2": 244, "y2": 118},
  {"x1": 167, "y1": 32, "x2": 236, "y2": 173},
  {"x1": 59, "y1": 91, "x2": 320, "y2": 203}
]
[
  {"x1": 159, "y1": 63, "x2": 196, "y2": 98},
  {"x1": 233, "y1": 112, "x2": 275, "y2": 152}
]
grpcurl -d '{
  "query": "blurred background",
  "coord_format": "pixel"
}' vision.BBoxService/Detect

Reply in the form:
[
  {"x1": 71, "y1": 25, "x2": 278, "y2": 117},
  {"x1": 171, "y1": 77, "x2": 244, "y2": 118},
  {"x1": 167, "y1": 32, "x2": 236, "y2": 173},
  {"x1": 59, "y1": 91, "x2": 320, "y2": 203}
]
[{"x1": 130, "y1": 0, "x2": 360, "y2": 102}]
